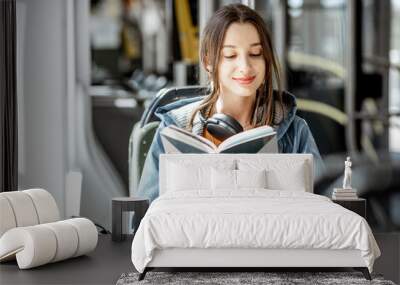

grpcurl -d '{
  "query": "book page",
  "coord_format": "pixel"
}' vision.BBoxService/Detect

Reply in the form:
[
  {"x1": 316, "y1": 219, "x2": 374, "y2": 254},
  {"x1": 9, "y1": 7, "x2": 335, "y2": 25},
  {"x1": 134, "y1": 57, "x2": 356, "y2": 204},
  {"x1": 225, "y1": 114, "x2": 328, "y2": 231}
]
[
  {"x1": 162, "y1": 125, "x2": 217, "y2": 153},
  {"x1": 168, "y1": 125, "x2": 216, "y2": 150},
  {"x1": 217, "y1": 125, "x2": 275, "y2": 152},
  {"x1": 162, "y1": 136, "x2": 211, "y2": 153}
]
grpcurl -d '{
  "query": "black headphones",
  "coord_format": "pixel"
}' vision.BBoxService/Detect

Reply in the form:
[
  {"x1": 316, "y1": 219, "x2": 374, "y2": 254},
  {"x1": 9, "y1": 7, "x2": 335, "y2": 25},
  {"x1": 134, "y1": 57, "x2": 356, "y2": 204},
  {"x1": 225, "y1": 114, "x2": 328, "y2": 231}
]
[{"x1": 204, "y1": 113, "x2": 244, "y2": 141}]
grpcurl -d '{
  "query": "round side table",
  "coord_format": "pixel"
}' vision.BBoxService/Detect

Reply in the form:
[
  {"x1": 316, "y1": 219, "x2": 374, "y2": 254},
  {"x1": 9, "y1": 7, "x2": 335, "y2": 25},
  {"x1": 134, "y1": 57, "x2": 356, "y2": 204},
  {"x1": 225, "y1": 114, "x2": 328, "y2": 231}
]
[{"x1": 112, "y1": 197, "x2": 149, "y2": 242}]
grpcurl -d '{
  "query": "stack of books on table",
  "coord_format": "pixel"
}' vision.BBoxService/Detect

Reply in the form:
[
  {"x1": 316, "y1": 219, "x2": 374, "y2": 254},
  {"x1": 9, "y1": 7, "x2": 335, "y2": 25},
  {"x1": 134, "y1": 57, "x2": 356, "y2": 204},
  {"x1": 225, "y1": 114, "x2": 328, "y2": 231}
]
[{"x1": 332, "y1": 188, "x2": 358, "y2": 200}]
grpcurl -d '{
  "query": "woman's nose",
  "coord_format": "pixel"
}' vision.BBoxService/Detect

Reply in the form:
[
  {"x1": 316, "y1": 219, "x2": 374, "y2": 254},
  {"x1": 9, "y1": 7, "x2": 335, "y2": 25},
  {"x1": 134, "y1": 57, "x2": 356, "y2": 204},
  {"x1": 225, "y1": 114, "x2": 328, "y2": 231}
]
[{"x1": 237, "y1": 56, "x2": 252, "y2": 74}]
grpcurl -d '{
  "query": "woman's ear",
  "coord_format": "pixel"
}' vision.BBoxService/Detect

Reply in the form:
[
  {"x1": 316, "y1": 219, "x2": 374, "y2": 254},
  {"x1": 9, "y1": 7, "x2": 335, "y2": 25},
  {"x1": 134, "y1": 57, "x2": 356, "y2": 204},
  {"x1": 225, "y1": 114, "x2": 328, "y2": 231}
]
[{"x1": 204, "y1": 56, "x2": 212, "y2": 73}]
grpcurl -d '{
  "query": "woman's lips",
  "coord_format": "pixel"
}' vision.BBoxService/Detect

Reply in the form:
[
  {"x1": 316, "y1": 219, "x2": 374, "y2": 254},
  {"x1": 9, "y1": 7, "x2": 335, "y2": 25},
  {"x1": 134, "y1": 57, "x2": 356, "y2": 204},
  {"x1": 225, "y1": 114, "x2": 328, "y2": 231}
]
[{"x1": 232, "y1": 75, "x2": 256, "y2": 85}]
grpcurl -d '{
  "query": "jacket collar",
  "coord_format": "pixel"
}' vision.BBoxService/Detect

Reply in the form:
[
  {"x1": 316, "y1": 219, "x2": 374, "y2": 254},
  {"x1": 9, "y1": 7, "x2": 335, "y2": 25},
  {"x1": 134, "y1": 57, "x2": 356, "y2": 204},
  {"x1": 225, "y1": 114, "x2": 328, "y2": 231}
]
[
  {"x1": 154, "y1": 90, "x2": 298, "y2": 139},
  {"x1": 155, "y1": 96, "x2": 203, "y2": 126},
  {"x1": 274, "y1": 90, "x2": 297, "y2": 140},
  {"x1": 192, "y1": 109, "x2": 205, "y2": 136}
]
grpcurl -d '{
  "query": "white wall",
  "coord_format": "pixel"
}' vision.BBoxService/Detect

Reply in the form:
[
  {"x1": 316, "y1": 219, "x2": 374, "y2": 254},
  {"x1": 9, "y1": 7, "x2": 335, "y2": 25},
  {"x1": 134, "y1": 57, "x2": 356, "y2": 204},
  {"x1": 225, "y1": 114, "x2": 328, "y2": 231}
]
[
  {"x1": 17, "y1": 0, "x2": 68, "y2": 216},
  {"x1": 17, "y1": 0, "x2": 126, "y2": 229}
]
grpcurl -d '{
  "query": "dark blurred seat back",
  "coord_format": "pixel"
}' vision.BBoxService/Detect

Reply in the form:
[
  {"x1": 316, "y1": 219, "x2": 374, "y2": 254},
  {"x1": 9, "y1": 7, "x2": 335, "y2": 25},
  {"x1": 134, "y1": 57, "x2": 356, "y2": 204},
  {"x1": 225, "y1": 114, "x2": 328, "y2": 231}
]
[
  {"x1": 130, "y1": 86, "x2": 207, "y2": 196},
  {"x1": 139, "y1": 86, "x2": 208, "y2": 127}
]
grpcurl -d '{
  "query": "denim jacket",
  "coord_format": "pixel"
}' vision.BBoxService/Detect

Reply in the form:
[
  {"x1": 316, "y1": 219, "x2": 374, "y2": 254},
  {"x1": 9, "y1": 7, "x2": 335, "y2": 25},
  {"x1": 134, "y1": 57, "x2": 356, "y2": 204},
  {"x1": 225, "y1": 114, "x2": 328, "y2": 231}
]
[{"x1": 136, "y1": 91, "x2": 324, "y2": 202}]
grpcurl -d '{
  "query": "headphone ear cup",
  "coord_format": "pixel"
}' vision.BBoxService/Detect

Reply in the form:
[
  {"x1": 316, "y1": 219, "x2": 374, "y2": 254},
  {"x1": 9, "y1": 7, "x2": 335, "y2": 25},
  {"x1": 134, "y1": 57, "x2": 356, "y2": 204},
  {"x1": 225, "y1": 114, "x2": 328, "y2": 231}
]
[
  {"x1": 215, "y1": 114, "x2": 243, "y2": 133},
  {"x1": 205, "y1": 113, "x2": 243, "y2": 141}
]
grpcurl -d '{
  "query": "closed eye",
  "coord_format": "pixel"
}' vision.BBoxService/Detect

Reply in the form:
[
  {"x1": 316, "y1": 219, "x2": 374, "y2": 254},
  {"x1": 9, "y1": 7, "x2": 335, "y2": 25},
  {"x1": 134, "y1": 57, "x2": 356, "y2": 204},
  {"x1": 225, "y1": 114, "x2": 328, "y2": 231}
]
[{"x1": 224, "y1": 53, "x2": 262, "y2": 59}]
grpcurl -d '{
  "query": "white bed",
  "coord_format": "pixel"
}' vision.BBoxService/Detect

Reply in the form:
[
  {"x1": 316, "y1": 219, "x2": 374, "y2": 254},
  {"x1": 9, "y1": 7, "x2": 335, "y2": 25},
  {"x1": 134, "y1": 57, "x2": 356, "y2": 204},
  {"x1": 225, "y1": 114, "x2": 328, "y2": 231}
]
[{"x1": 131, "y1": 154, "x2": 380, "y2": 280}]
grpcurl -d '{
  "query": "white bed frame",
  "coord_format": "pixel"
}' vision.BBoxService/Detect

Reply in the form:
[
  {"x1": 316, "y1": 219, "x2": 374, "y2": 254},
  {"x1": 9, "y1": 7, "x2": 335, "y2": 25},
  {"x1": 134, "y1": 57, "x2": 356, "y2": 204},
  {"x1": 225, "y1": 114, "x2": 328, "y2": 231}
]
[
  {"x1": 139, "y1": 154, "x2": 371, "y2": 280},
  {"x1": 148, "y1": 248, "x2": 365, "y2": 268},
  {"x1": 142, "y1": 248, "x2": 370, "y2": 280}
]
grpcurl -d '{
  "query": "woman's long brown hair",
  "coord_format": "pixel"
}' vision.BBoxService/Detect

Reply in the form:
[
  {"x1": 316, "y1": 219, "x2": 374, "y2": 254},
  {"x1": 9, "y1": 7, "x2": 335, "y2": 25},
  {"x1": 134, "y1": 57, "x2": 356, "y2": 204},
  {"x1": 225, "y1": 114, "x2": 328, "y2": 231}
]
[{"x1": 189, "y1": 4, "x2": 283, "y2": 129}]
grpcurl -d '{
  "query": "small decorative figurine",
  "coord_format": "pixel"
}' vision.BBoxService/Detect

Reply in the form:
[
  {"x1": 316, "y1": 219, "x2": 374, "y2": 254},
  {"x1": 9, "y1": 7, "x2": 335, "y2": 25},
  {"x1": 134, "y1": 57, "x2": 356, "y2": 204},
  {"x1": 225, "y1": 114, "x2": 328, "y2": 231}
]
[
  {"x1": 332, "y1": 157, "x2": 357, "y2": 200},
  {"x1": 342, "y1": 156, "x2": 352, "y2": 190}
]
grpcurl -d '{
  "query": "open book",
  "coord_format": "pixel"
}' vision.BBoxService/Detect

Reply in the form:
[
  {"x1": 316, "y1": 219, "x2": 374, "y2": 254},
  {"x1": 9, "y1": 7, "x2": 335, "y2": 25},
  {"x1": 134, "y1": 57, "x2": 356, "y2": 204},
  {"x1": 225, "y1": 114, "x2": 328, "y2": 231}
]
[{"x1": 160, "y1": 125, "x2": 278, "y2": 154}]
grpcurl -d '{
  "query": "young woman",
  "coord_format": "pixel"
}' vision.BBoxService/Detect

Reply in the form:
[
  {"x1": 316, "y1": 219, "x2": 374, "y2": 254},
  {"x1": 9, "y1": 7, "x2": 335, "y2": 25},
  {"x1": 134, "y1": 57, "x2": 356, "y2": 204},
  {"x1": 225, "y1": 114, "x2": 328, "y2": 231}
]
[{"x1": 136, "y1": 4, "x2": 323, "y2": 202}]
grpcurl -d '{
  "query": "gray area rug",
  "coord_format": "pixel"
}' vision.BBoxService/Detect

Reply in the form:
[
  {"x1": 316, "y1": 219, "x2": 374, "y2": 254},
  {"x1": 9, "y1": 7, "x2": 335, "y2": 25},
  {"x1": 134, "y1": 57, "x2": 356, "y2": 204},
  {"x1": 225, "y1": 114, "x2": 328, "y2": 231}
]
[{"x1": 116, "y1": 271, "x2": 396, "y2": 285}]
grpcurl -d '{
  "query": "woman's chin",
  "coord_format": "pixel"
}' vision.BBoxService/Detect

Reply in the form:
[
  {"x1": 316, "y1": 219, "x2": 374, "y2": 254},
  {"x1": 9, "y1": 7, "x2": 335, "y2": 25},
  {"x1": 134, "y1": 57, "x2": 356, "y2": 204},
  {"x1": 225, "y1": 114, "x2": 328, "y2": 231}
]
[{"x1": 232, "y1": 86, "x2": 257, "y2": 97}]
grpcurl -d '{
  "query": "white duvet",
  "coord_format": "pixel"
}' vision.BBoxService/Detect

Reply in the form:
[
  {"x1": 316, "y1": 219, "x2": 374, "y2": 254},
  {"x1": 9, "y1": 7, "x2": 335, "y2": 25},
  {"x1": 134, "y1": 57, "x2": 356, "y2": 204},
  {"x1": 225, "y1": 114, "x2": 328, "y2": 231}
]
[{"x1": 131, "y1": 190, "x2": 380, "y2": 273}]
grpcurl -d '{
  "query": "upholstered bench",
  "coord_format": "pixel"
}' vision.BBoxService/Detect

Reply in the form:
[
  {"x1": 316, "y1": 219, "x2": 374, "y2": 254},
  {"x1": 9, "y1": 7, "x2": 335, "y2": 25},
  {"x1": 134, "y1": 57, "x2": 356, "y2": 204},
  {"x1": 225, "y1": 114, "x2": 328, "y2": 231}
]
[{"x1": 0, "y1": 189, "x2": 98, "y2": 269}]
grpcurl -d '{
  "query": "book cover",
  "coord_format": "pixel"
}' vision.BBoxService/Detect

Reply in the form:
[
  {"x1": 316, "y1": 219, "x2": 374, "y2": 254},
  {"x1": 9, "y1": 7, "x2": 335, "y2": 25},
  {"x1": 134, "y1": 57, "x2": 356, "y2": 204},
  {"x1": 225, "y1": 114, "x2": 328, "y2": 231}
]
[
  {"x1": 332, "y1": 196, "x2": 359, "y2": 200},
  {"x1": 333, "y1": 188, "x2": 357, "y2": 193},
  {"x1": 160, "y1": 125, "x2": 277, "y2": 154},
  {"x1": 333, "y1": 193, "x2": 357, "y2": 197}
]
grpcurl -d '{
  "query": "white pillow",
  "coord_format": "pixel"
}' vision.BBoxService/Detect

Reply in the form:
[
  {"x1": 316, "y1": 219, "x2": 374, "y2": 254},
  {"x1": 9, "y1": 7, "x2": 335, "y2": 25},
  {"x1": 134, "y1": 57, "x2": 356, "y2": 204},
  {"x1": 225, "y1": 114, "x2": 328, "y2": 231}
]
[
  {"x1": 211, "y1": 168, "x2": 236, "y2": 190},
  {"x1": 166, "y1": 159, "x2": 236, "y2": 192},
  {"x1": 211, "y1": 168, "x2": 267, "y2": 191},
  {"x1": 237, "y1": 158, "x2": 309, "y2": 192},
  {"x1": 236, "y1": 169, "x2": 267, "y2": 189},
  {"x1": 266, "y1": 163, "x2": 307, "y2": 192},
  {"x1": 167, "y1": 162, "x2": 211, "y2": 191}
]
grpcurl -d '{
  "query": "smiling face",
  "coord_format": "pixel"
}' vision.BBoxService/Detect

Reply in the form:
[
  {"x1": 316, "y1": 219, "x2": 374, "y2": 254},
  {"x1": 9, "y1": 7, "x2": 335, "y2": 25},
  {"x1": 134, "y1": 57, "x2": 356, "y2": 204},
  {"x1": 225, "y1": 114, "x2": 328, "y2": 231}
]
[
  {"x1": 218, "y1": 22, "x2": 266, "y2": 99},
  {"x1": 191, "y1": 4, "x2": 282, "y2": 129}
]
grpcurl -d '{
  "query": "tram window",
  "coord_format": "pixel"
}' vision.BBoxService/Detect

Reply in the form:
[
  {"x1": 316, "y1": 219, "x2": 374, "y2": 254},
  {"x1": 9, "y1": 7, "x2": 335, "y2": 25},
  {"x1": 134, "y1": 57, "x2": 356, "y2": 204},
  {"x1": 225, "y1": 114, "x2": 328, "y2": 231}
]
[
  {"x1": 90, "y1": 0, "x2": 143, "y2": 84},
  {"x1": 286, "y1": 0, "x2": 347, "y2": 155}
]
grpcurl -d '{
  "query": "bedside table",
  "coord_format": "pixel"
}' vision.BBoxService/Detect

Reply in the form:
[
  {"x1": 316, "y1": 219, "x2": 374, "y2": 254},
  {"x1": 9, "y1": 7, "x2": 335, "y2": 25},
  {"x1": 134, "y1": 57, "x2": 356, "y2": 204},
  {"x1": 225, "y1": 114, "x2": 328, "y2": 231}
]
[
  {"x1": 332, "y1": 198, "x2": 366, "y2": 218},
  {"x1": 112, "y1": 197, "x2": 149, "y2": 242}
]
